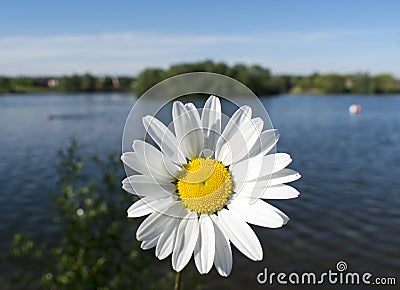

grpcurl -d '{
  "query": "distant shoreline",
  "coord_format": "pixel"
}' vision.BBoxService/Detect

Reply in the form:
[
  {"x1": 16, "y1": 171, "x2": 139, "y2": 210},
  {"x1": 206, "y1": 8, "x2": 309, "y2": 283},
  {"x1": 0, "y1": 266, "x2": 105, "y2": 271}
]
[
  {"x1": 2, "y1": 61, "x2": 400, "y2": 96},
  {"x1": 2, "y1": 90, "x2": 400, "y2": 97},
  {"x1": 0, "y1": 89, "x2": 134, "y2": 95}
]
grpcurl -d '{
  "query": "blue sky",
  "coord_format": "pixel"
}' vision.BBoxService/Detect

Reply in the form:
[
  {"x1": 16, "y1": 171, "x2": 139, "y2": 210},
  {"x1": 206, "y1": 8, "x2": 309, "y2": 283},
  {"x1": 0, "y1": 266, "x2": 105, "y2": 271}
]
[{"x1": 1, "y1": 0, "x2": 400, "y2": 76}]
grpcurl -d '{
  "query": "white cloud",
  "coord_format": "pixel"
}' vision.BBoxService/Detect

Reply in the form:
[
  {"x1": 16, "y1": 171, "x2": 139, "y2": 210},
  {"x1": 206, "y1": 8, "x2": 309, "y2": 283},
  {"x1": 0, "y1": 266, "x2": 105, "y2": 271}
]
[{"x1": 0, "y1": 29, "x2": 398, "y2": 76}]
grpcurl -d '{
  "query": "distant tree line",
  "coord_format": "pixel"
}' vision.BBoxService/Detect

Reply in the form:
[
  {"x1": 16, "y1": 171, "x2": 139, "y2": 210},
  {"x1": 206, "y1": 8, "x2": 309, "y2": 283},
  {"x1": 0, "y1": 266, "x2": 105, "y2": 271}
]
[
  {"x1": 1, "y1": 62, "x2": 400, "y2": 95},
  {"x1": 0, "y1": 74, "x2": 135, "y2": 94},
  {"x1": 293, "y1": 73, "x2": 400, "y2": 94},
  {"x1": 134, "y1": 61, "x2": 400, "y2": 96},
  {"x1": 133, "y1": 61, "x2": 290, "y2": 96}
]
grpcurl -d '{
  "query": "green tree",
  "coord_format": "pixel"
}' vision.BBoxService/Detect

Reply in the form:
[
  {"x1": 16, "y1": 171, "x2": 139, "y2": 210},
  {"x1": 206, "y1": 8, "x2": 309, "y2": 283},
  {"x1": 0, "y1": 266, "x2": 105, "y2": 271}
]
[
  {"x1": 119, "y1": 76, "x2": 135, "y2": 91},
  {"x1": 373, "y1": 74, "x2": 400, "y2": 93},
  {"x1": 133, "y1": 68, "x2": 166, "y2": 96},
  {"x1": 0, "y1": 76, "x2": 11, "y2": 93},
  {"x1": 96, "y1": 76, "x2": 114, "y2": 91},
  {"x1": 350, "y1": 73, "x2": 374, "y2": 94},
  {"x1": 80, "y1": 73, "x2": 96, "y2": 92},
  {"x1": 10, "y1": 77, "x2": 36, "y2": 87},
  {"x1": 59, "y1": 75, "x2": 82, "y2": 92},
  {"x1": 313, "y1": 74, "x2": 345, "y2": 94},
  {"x1": 294, "y1": 76, "x2": 314, "y2": 91},
  {"x1": 132, "y1": 61, "x2": 291, "y2": 97}
]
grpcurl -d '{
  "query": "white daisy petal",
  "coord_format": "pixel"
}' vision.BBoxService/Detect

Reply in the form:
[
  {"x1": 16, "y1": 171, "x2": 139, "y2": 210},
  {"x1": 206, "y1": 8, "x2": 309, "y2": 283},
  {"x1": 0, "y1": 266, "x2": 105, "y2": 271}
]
[
  {"x1": 121, "y1": 152, "x2": 173, "y2": 183},
  {"x1": 217, "y1": 209, "x2": 263, "y2": 261},
  {"x1": 136, "y1": 211, "x2": 167, "y2": 241},
  {"x1": 172, "y1": 104, "x2": 190, "y2": 155},
  {"x1": 229, "y1": 198, "x2": 288, "y2": 228},
  {"x1": 236, "y1": 168, "x2": 301, "y2": 194},
  {"x1": 269, "y1": 204, "x2": 290, "y2": 224},
  {"x1": 215, "y1": 105, "x2": 252, "y2": 164},
  {"x1": 216, "y1": 115, "x2": 263, "y2": 165},
  {"x1": 231, "y1": 153, "x2": 292, "y2": 184},
  {"x1": 186, "y1": 103, "x2": 201, "y2": 120},
  {"x1": 234, "y1": 179, "x2": 270, "y2": 200},
  {"x1": 247, "y1": 129, "x2": 280, "y2": 158},
  {"x1": 212, "y1": 217, "x2": 232, "y2": 277},
  {"x1": 155, "y1": 206, "x2": 189, "y2": 258},
  {"x1": 136, "y1": 201, "x2": 185, "y2": 241},
  {"x1": 259, "y1": 184, "x2": 300, "y2": 199},
  {"x1": 141, "y1": 236, "x2": 159, "y2": 250},
  {"x1": 231, "y1": 198, "x2": 290, "y2": 224},
  {"x1": 133, "y1": 140, "x2": 180, "y2": 177},
  {"x1": 219, "y1": 105, "x2": 252, "y2": 138},
  {"x1": 142, "y1": 115, "x2": 185, "y2": 164},
  {"x1": 156, "y1": 219, "x2": 179, "y2": 260},
  {"x1": 228, "y1": 117, "x2": 264, "y2": 164},
  {"x1": 237, "y1": 184, "x2": 300, "y2": 200},
  {"x1": 173, "y1": 101, "x2": 204, "y2": 159},
  {"x1": 268, "y1": 168, "x2": 301, "y2": 185},
  {"x1": 185, "y1": 103, "x2": 204, "y2": 157},
  {"x1": 201, "y1": 95, "x2": 221, "y2": 156},
  {"x1": 194, "y1": 215, "x2": 215, "y2": 274},
  {"x1": 231, "y1": 154, "x2": 264, "y2": 184},
  {"x1": 127, "y1": 198, "x2": 155, "y2": 218},
  {"x1": 122, "y1": 174, "x2": 171, "y2": 186},
  {"x1": 122, "y1": 175, "x2": 175, "y2": 198},
  {"x1": 265, "y1": 153, "x2": 292, "y2": 175},
  {"x1": 127, "y1": 196, "x2": 174, "y2": 218},
  {"x1": 172, "y1": 212, "x2": 199, "y2": 272}
]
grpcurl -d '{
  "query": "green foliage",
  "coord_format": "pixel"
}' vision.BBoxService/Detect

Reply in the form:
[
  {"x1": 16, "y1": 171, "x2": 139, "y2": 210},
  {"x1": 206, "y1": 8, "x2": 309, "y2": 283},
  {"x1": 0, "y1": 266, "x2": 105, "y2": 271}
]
[
  {"x1": 118, "y1": 76, "x2": 134, "y2": 89},
  {"x1": 348, "y1": 73, "x2": 374, "y2": 94},
  {"x1": 57, "y1": 139, "x2": 83, "y2": 184},
  {"x1": 133, "y1": 61, "x2": 288, "y2": 96},
  {"x1": 57, "y1": 74, "x2": 129, "y2": 92},
  {"x1": 10, "y1": 77, "x2": 37, "y2": 88},
  {"x1": 11, "y1": 140, "x2": 204, "y2": 290},
  {"x1": 95, "y1": 76, "x2": 114, "y2": 91},
  {"x1": 134, "y1": 68, "x2": 166, "y2": 96},
  {"x1": 0, "y1": 76, "x2": 11, "y2": 93},
  {"x1": 80, "y1": 73, "x2": 96, "y2": 92},
  {"x1": 58, "y1": 75, "x2": 82, "y2": 92},
  {"x1": 373, "y1": 74, "x2": 400, "y2": 93},
  {"x1": 0, "y1": 74, "x2": 135, "y2": 94},
  {"x1": 293, "y1": 72, "x2": 400, "y2": 94},
  {"x1": 5, "y1": 77, "x2": 42, "y2": 93},
  {"x1": 313, "y1": 74, "x2": 346, "y2": 94}
]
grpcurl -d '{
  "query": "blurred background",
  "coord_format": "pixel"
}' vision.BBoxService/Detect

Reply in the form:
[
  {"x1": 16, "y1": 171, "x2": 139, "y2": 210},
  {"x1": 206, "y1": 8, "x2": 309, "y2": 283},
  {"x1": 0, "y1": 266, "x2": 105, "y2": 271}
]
[{"x1": 0, "y1": 1, "x2": 399, "y2": 289}]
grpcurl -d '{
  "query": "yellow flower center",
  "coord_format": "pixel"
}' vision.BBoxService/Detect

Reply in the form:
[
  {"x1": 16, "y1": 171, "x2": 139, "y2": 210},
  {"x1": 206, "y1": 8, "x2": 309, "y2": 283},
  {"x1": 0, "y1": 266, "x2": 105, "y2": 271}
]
[{"x1": 176, "y1": 158, "x2": 233, "y2": 214}]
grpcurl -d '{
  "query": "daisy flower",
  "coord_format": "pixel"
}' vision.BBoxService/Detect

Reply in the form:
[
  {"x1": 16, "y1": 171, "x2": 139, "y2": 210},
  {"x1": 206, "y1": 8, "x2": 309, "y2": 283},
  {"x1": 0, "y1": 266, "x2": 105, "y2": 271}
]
[{"x1": 121, "y1": 95, "x2": 300, "y2": 276}]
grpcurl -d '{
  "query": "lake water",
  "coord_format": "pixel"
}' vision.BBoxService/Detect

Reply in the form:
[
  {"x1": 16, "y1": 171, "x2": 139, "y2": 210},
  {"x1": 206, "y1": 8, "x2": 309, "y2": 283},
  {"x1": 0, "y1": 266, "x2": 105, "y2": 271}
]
[{"x1": 1, "y1": 93, "x2": 399, "y2": 289}]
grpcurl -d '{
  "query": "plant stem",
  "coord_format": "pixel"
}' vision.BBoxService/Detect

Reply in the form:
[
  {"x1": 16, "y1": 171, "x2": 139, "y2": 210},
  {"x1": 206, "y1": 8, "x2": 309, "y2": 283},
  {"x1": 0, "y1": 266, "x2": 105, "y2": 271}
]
[{"x1": 174, "y1": 271, "x2": 182, "y2": 290}]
